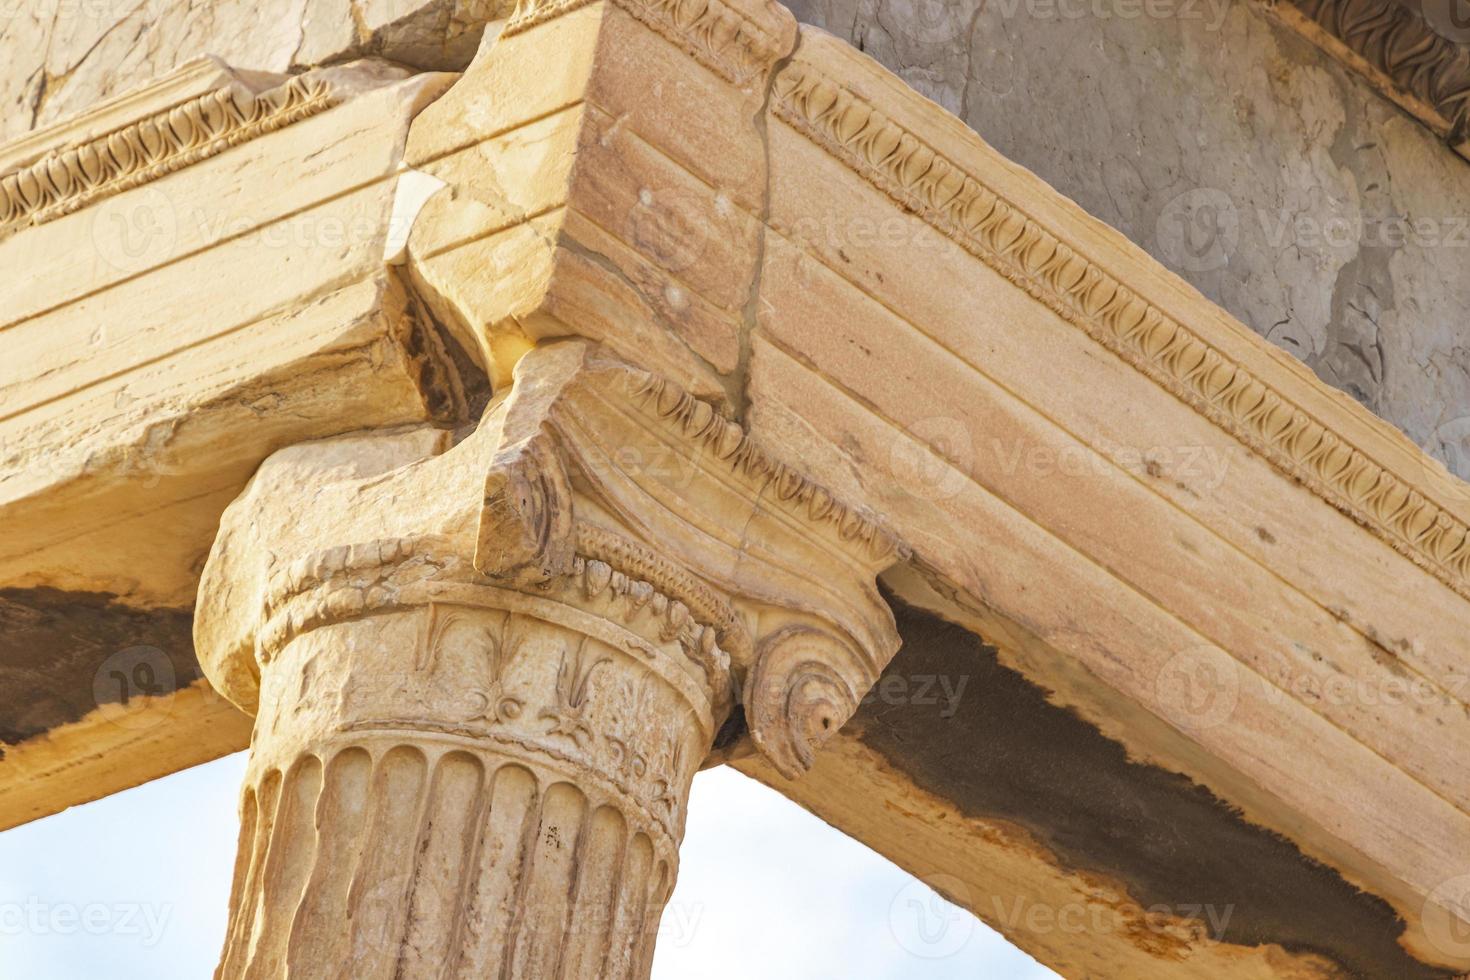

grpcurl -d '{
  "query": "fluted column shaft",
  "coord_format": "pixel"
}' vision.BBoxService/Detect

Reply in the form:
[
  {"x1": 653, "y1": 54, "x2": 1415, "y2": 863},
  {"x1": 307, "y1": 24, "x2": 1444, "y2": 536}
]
[{"x1": 215, "y1": 556, "x2": 727, "y2": 980}]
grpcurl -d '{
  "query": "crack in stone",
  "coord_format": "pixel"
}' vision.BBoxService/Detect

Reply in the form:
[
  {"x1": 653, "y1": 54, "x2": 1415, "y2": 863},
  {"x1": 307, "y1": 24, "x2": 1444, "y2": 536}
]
[
  {"x1": 735, "y1": 27, "x2": 804, "y2": 421},
  {"x1": 559, "y1": 234, "x2": 726, "y2": 388}
]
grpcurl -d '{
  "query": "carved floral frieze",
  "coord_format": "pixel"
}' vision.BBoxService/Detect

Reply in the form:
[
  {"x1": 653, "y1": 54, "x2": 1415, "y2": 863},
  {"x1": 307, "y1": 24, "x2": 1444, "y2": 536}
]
[
  {"x1": 503, "y1": 0, "x2": 793, "y2": 85},
  {"x1": 772, "y1": 57, "x2": 1470, "y2": 603},
  {"x1": 1289, "y1": 0, "x2": 1470, "y2": 150},
  {"x1": 0, "y1": 75, "x2": 336, "y2": 241}
]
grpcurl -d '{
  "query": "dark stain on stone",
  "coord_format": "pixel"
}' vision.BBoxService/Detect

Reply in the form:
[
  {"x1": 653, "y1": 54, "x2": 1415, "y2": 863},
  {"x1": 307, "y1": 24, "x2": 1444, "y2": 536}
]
[
  {"x1": 0, "y1": 588, "x2": 198, "y2": 745},
  {"x1": 851, "y1": 595, "x2": 1451, "y2": 979},
  {"x1": 713, "y1": 705, "x2": 748, "y2": 754},
  {"x1": 432, "y1": 308, "x2": 493, "y2": 422}
]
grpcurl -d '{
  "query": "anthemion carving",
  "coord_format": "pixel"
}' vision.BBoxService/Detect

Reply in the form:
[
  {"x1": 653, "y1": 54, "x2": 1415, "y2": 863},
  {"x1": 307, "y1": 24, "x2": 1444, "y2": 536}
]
[
  {"x1": 1285, "y1": 0, "x2": 1470, "y2": 150},
  {"x1": 0, "y1": 75, "x2": 335, "y2": 240},
  {"x1": 773, "y1": 57, "x2": 1470, "y2": 604},
  {"x1": 193, "y1": 340, "x2": 902, "y2": 977}
]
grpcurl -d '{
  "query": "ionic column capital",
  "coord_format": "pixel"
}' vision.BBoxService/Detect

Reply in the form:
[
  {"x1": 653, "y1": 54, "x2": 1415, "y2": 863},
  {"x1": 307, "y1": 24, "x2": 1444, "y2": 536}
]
[
  {"x1": 194, "y1": 340, "x2": 903, "y2": 977},
  {"x1": 198, "y1": 339, "x2": 904, "y2": 780}
]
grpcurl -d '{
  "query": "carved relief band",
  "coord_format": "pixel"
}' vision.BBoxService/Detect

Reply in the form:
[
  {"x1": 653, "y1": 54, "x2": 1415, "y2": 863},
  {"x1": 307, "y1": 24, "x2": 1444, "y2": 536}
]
[
  {"x1": 193, "y1": 341, "x2": 902, "y2": 977},
  {"x1": 0, "y1": 73, "x2": 337, "y2": 240}
]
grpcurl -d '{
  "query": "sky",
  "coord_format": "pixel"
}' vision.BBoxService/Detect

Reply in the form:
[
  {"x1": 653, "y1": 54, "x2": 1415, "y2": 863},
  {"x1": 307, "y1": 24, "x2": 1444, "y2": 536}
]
[{"x1": 0, "y1": 754, "x2": 1056, "y2": 979}]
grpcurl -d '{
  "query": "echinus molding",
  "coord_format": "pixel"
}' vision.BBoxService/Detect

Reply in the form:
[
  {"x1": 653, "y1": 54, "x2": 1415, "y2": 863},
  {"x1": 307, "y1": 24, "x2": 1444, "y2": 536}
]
[
  {"x1": 193, "y1": 342, "x2": 902, "y2": 976},
  {"x1": 0, "y1": 74, "x2": 336, "y2": 240},
  {"x1": 773, "y1": 60, "x2": 1470, "y2": 603}
]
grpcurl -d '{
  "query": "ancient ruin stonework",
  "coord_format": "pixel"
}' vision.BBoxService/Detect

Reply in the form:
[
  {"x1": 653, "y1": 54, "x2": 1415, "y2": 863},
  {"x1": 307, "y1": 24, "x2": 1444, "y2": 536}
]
[
  {"x1": 3, "y1": 0, "x2": 1470, "y2": 975},
  {"x1": 0, "y1": 0, "x2": 512, "y2": 141},
  {"x1": 192, "y1": 343, "x2": 900, "y2": 975},
  {"x1": 790, "y1": 0, "x2": 1470, "y2": 473}
]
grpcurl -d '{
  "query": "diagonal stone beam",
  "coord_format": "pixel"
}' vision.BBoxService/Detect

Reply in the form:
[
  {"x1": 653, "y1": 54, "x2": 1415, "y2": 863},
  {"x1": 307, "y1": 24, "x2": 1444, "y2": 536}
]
[{"x1": 395, "y1": 2, "x2": 1470, "y2": 973}]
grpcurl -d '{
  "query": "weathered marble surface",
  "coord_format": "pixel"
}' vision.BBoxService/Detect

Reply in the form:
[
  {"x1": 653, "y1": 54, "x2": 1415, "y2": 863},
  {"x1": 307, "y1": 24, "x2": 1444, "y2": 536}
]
[
  {"x1": 0, "y1": 0, "x2": 508, "y2": 142},
  {"x1": 788, "y1": 0, "x2": 1470, "y2": 480},
  {"x1": 3, "y1": 2, "x2": 1470, "y2": 973},
  {"x1": 4, "y1": 0, "x2": 1467, "y2": 478}
]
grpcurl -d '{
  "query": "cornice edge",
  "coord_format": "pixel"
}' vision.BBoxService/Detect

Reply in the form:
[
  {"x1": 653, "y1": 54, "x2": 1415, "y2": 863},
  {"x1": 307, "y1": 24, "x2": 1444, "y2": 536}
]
[
  {"x1": 1282, "y1": 0, "x2": 1470, "y2": 152},
  {"x1": 771, "y1": 56, "x2": 1470, "y2": 601},
  {"x1": 620, "y1": 365, "x2": 909, "y2": 568}
]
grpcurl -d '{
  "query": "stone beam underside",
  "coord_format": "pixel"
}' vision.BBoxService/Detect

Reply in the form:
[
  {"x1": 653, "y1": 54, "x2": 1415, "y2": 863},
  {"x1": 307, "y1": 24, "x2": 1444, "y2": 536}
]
[{"x1": 3, "y1": 1, "x2": 1469, "y2": 976}]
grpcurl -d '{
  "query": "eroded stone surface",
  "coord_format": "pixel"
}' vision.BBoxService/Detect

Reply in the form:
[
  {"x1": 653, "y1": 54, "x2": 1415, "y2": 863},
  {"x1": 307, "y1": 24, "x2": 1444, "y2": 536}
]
[
  {"x1": 0, "y1": 0, "x2": 511, "y2": 143},
  {"x1": 849, "y1": 596, "x2": 1451, "y2": 979},
  {"x1": 0, "y1": 587, "x2": 195, "y2": 744},
  {"x1": 788, "y1": 0, "x2": 1470, "y2": 477},
  {"x1": 4, "y1": 1, "x2": 1470, "y2": 974},
  {"x1": 193, "y1": 341, "x2": 901, "y2": 975}
]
